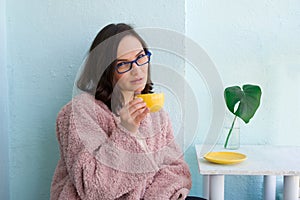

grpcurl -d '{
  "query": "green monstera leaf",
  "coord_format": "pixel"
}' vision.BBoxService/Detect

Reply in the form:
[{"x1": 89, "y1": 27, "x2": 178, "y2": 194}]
[
  {"x1": 224, "y1": 84, "x2": 262, "y2": 123},
  {"x1": 223, "y1": 84, "x2": 262, "y2": 148}
]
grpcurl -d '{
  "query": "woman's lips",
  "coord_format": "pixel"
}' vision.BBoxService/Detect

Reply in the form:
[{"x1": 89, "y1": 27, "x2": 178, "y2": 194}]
[{"x1": 130, "y1": 78, "x2": 143, "y2": 84}]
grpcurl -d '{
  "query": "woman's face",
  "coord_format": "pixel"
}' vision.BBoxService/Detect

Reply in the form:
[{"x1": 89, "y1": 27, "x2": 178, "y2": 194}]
[{"x1": 114, "y1": 35, "x2": 148, "y2": 94}]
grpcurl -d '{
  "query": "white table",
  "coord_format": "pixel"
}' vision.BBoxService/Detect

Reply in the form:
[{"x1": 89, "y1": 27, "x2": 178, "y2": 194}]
[{"x1": 195, "y1": 145, "x2": 300, "y2": 200}]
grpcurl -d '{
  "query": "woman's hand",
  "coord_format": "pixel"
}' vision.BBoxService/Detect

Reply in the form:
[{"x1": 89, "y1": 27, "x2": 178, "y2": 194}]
[{"x1": 119, "y1": 97, "x2": 149, "y2": 133}]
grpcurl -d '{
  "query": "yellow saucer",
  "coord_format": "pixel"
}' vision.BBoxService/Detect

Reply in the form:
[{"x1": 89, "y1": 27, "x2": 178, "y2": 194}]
[{"x1": 204, "y1": 151, "x2": 247, "y2": 165}]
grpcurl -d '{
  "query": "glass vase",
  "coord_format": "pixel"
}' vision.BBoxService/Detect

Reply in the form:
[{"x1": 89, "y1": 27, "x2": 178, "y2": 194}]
[{"x1": 223, "y1": 115, "x2": 240, "y2": 150}]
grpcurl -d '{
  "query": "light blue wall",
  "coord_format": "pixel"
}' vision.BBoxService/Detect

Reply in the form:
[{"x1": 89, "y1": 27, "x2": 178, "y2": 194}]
[
  {"x1": 0, "y1": 0, "x2": 10, "y2": 199},
  {"x1": 4, "y1": 0, "x2": 300, "y2": 200},
  {"x1": 187, "y1": 0, "x2": 300, "y2": 199},
  {"x1": 187, "y1": 0, "x2": 300, "y2": 145},
  {"x1": 5, "y1": 1, "x2": 185, "y2": 199}
]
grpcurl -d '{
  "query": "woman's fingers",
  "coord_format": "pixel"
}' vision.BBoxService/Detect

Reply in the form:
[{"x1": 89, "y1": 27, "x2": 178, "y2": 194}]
[
  {"x1": 128, "y1": 98, "x2": 146, "y2": 114},
  {"x1": 127, "y1": 98, "x2": 149, "y2": 124},
  {"x1": 134, "y1": 107, "x2": 149, "y2": 123},
  {"x1": 119, "y1": 97, "x2": 149, "y2": 132},
  {"x1": 131, "y1": 106, "x2": 149, "y2": 122}
]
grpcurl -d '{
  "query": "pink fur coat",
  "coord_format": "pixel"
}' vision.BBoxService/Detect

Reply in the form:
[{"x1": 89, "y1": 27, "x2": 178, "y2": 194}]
[{"x1": 50, "y1": 93, "x2": 191, "y2": 200}]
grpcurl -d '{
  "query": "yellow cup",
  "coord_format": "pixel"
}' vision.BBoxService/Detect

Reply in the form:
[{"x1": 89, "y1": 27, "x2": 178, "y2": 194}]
[{"x1": 136, "y1": 93, "x2": 164, "y2": 112}]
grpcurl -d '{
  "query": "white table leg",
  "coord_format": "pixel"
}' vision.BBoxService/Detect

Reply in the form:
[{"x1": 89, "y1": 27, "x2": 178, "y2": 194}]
[
  {"x1": 283, "y1": 176, "x2": 299, "y2": 200},
  {"x1": 263, "y1": 175, "x2": 276, "y2": 200},
  {"x1": 203, "y1": 175, "x2": 209, "y2": 199},
  {"x1": 209, "y1": 175, "x2": 224, "y2": 200}
]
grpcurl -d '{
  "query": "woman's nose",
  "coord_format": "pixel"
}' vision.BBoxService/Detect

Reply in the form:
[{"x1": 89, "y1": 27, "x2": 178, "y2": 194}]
[{"x1": 130, "y1": 62, "x2": 140, "y2": 74}]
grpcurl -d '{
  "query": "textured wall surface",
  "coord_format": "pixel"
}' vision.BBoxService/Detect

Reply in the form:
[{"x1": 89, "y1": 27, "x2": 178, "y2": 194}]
[
  {"x1": 0, "y1": 0, "x2": 9, "y2": 199},
  {"x1": 5, "y1": 1, "x2": 185, "y2": 199}
]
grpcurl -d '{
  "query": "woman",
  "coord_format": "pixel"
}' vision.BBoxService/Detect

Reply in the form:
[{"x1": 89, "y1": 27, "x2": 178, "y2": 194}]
[{"x1": 50, "y1": 23, "x2": 204, "y2": 200}]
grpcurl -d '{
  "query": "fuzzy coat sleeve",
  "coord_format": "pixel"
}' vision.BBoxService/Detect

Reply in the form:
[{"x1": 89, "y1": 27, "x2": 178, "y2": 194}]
[
  {"x1": 54, "y1": 94, "x2": 153, "y2": 200},
  {"x1": 143, "y1": 113, "x2": 192, "y2": 200}
]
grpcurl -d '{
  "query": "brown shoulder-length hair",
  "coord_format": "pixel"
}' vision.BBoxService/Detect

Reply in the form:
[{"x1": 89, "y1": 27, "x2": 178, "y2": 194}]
[{"x1": 76, "y1": 23, "x2": 153, "y2": 112}]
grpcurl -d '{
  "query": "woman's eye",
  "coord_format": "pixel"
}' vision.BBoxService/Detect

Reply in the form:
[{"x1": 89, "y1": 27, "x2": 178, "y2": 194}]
[
  {"x1": 117, "y1": 62, "x2": 127, "y2": 67},
  {"x1": 137, "y1": 54, "x2": 146, "y2": 59}
]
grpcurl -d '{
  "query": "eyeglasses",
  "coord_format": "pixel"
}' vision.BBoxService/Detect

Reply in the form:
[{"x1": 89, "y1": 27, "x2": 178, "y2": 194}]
[{"x1": 115, "y1": 51, "x2": 152, "y2": 74}]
